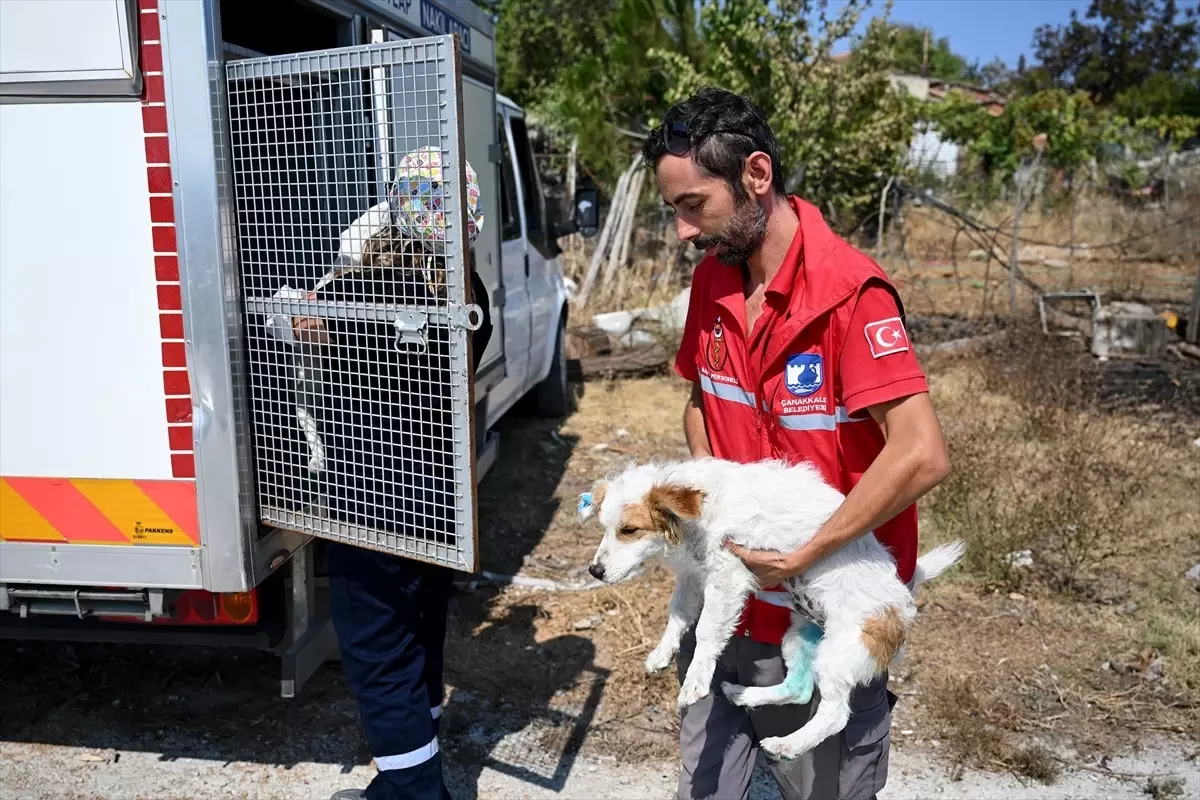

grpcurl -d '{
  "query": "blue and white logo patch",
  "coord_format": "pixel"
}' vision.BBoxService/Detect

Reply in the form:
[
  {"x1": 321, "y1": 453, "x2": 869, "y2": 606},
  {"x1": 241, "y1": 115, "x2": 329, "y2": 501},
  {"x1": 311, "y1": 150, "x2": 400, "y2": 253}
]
[{"x1": 784, "y1": 353, "x2": 824, "y2": 397}]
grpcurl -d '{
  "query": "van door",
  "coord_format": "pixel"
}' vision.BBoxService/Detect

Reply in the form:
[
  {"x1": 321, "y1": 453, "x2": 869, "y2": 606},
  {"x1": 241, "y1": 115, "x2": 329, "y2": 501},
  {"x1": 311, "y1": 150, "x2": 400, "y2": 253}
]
[
  {"x1": 457, "y1": 76, "x2": 503, "y2": 372},
  {"x1": 496, "y1": 110, "x2": 532, "y2": 392},
  {"x1": 506, "y1": 111, "x2": 557, "y2": 390}
]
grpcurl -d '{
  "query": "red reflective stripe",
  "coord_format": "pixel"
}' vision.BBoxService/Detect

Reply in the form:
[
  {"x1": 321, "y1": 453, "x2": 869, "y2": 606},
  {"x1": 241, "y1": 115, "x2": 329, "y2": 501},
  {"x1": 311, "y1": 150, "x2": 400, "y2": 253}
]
[
  {"x1": 157, "y1": 284, "x2": 181, "y2": 311},
  {"x1": 149, "y1": 196, "x2": 175, "y2": 223},
  {"x1": 159, "y1": 313, "x2": 184, "y2": 340},
  {"x1": 155, "y1": 255, "x2": 179, "y2": 281},
  {"x1": 163, "y1": 370, "x2": 190, "y2": 396},
  {"x1": 140, "y1": 12, "x2": 160, "y2": 40},
  {"x1": 142, "y1": 104, "x2": 167, "y2": 133},
  {"x1": 147, "y1": 166, "x2": 172, "y2": 194},
  {"x1": 167, "y1": 425, "x2": 193, "y2": 451},
  {"x1": 161, "y1": 342, "x2": 187, "y2": 368},
  {"x1": 140, "y1": 43, "x2": 163, "y2": 73},
  {"x1": 145, "y1": 136, "x2": 170, "y2": 165},
  {"x1": 171, "y1": 454, "x2": 196, "y2": 479},
  {"x1": 144, "y1": 74, "x2": 164, "y2": 103},
  {"x1": 165, "y1": 398, "x2": 192, "y2": 423},
  {"x1": 152, "y1": 226, "x2": 176, "y2": 253}
]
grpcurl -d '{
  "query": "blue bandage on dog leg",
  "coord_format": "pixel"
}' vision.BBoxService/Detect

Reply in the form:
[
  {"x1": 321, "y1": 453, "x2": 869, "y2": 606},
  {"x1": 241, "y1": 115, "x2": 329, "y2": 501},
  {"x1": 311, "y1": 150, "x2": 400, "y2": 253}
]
[{"x1": 779, "y1": 620, "x2": 823, "y2": 706}]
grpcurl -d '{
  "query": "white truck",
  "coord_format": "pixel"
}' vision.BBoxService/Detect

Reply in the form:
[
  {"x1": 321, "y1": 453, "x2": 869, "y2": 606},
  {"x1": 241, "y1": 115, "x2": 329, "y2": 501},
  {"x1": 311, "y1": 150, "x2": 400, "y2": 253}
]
[{"x1": 0, "y1": 0, "x2": 598, "y2": 695}]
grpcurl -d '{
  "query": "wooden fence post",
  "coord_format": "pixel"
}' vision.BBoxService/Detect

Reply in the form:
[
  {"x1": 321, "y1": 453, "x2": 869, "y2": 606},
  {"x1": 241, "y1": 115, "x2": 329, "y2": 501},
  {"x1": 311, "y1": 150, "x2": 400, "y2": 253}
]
[
  {"x1": 576, "y1": 156, "x2": 638, "y2": 306},
  {"x1": 1188, "y1": 263, "x2": 1200, "y2": 346},
  {"x1": 1011, "y1": 137, "x2": 1047, "y2": 316}
]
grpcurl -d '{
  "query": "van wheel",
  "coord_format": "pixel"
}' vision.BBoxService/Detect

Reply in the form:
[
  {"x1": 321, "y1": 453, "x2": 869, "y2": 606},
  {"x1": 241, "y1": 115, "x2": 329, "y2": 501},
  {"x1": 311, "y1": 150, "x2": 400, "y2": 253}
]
[{"x1": 535, "y1": 317, "x2": 570, "y2": 417}]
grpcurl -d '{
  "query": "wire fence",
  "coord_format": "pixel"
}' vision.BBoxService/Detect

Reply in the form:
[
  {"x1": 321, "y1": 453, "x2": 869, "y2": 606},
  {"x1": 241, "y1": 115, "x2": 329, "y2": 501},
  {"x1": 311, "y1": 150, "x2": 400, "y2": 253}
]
[{"x1": 877, "y1": 168, "x2": 1200, "y2": 322}]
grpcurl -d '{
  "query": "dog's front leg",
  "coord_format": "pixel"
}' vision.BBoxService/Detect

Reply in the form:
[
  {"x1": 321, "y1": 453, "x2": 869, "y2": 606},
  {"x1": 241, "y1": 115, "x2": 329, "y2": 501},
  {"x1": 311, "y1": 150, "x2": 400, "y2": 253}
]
[
  {"x1": 677, "y1": 579, "x2": 749, "y2": 709},
  {"x1": 645, "y1": 570, "x2": 702, "y2": 674}
]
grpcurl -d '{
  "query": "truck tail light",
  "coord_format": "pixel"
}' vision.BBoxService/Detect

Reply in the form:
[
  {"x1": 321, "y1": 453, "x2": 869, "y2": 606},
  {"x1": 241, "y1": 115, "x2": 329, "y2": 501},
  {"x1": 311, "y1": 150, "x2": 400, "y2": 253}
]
[
  {"x1": 165, "y1": 589, "x2": 259, "y2": 626},
  {"x1": 219, "y1": 592, "x2": 256, "y2": 623}
]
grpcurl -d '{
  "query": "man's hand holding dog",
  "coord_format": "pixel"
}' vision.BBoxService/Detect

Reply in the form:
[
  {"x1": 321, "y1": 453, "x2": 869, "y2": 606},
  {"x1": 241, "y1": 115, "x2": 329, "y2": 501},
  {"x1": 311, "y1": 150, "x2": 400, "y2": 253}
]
[
  {"x1": 724, "y1": 393, "x2": 950, "y2": 584},
  {"x1": 720, "y1": 541, "x2": 801, "y2": 588}
]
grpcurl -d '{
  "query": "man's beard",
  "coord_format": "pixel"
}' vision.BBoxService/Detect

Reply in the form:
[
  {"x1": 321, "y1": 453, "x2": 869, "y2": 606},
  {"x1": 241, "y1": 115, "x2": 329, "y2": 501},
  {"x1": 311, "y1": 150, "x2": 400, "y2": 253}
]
[{"x1": 693, "y1": 193, "x2": 767, "y2": 266}]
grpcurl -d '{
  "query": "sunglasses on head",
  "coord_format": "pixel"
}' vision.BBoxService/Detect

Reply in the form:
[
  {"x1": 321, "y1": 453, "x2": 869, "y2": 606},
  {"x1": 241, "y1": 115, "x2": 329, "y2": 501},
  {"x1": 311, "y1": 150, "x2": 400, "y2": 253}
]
[{"x1": 656, "y1": 120, "x2": 748, "y2": 156}]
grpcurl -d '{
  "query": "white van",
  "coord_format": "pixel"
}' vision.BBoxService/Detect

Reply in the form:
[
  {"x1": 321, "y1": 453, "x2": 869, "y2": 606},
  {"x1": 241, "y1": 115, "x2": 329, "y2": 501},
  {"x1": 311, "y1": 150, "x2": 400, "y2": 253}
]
[{"x1": 0, "y1": 0, "x2": 599, "y2": 695}]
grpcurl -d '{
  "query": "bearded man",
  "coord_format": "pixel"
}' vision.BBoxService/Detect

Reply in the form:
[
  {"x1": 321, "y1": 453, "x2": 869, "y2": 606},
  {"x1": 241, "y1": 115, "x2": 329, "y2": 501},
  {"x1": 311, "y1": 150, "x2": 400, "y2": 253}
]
[{"x1": 641, "y1": 87, "x2": 951, "y2": 800}]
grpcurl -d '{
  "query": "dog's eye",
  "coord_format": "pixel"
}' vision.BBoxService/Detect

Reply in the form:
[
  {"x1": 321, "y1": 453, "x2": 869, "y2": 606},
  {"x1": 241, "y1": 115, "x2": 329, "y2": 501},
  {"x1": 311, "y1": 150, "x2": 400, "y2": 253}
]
[{"x1": 617, "y1": 526, "x2": 639, "y2": 539}]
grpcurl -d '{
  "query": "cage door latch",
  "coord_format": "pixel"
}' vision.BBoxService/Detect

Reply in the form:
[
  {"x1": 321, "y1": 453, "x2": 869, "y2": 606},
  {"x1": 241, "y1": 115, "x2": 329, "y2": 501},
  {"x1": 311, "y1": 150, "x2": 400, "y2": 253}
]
[
  {"x1": 449, "y1": 303, "x2": 484, "y2": 332},
  {"x1": 393, "y1": 311, "x2": 429, "y2": 352}
]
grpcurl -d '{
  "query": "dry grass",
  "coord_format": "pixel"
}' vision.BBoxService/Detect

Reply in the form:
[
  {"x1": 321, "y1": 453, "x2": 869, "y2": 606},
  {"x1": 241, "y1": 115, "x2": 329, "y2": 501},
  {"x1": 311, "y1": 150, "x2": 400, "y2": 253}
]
[
  {"x1": 923, "y1": 324, "x2": 1191, "y2": 595},
  {"x1": 910, "y1": 327, "x2": 1200, "y2": 776}
]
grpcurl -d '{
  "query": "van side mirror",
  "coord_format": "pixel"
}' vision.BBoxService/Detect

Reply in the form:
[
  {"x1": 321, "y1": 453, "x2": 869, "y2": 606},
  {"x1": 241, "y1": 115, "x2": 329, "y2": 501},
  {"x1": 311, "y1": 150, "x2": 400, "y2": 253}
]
[
  {"x1": 573, "y1": 186, "x2": 600, "y2": 238},
  {"x1": 548, "y1": 186, "x2": 600, "y2": 241}
]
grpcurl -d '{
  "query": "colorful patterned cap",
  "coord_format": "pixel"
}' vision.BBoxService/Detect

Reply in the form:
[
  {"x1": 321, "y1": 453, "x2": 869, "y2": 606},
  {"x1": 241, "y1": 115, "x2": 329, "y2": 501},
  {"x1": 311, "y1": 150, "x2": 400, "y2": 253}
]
[{"x1": 387, "y1": 146, "x2": 484, "y2": 253}]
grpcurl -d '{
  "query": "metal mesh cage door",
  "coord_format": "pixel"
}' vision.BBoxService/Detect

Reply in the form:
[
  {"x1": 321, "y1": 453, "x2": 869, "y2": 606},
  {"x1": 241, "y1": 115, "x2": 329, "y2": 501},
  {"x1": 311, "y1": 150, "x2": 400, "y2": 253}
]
[{"x1": 226, "y1": 36, "x2": 482, "y2": 572}]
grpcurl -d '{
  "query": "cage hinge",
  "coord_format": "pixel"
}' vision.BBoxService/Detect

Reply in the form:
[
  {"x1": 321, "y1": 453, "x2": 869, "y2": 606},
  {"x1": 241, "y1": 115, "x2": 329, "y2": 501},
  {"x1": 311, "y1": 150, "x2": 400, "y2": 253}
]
[
  {"x1": 449, "y1": 303, "x2": 484, "y2": 332},
  {"x1": 394, "y1": 311, "x2": 429, "y2": 352}
]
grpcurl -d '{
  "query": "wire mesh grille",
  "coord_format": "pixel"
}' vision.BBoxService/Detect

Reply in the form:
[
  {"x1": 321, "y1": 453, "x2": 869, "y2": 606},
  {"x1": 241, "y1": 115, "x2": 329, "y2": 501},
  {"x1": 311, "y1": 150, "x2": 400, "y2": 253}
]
[{"x1": 226, "y1": 37, "x2": 477, "y2": 571}]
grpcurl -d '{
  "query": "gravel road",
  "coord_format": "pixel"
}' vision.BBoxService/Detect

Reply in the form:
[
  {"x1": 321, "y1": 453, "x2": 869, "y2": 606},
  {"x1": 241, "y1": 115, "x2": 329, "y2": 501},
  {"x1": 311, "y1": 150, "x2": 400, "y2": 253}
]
[
  {"x1": 1, "y1": 639, "x2": 1195, "y2": 800},
  {"x1": 3, "y1": 729, "x2": 1197, "y2": 799}
]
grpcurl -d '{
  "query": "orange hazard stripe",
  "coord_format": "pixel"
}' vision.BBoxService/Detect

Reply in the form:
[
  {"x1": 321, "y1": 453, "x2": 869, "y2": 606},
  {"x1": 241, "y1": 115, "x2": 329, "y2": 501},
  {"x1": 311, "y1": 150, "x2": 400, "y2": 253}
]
[{"x1": 0, "y1": 477, "x2": 198, "y2": 546}]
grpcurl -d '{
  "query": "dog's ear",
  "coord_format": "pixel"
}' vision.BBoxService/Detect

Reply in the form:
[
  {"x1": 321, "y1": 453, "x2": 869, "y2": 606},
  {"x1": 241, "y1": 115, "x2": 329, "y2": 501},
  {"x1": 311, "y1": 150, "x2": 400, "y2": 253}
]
[
  {"x1": 646, "y1": 483, "x2": 705, "y2": 544},
  {"x1": 648, "y1": 483, "x2": 704, "y2": 519},
  {"x1": 578, "y1": 480, "x2": 607, "y2": 522}
]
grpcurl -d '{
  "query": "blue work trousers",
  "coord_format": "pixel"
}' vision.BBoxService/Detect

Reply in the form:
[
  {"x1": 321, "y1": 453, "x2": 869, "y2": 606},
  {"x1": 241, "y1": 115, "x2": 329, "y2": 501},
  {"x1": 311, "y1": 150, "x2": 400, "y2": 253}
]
[{"x1": 327, "y1": 542, "x2": 454, "y2": 800}]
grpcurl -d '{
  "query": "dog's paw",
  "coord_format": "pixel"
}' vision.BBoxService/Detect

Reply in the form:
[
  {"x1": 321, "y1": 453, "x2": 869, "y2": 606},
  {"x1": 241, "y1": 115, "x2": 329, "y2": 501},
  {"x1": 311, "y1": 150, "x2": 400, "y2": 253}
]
[
  {"x1": 759, "y1": 735, "x2": 804, "y2": 761},
  {"x1": 720, "y1": 681, "x2": 749, "y2": 705},
  {"x1": 644, "y1": 644, "x2": 676, "y2": 674},
  {"x1": 677, "y1": 676, "x2": 711, "y2": 709}
]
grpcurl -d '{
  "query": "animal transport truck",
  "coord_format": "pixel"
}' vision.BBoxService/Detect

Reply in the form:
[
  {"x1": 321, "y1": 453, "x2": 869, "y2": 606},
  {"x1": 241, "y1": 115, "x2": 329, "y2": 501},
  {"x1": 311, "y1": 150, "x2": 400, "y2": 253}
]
[{"x1": 0, "y1": 0, "x2": 598, "y2": 695}]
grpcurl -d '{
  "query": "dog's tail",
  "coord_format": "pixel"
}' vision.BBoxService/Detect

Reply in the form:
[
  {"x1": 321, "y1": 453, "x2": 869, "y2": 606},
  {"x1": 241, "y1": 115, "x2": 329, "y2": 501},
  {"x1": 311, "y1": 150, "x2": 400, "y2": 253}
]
[{"x1": 910, "y1": 540, "x2": 966, "y2": 592}]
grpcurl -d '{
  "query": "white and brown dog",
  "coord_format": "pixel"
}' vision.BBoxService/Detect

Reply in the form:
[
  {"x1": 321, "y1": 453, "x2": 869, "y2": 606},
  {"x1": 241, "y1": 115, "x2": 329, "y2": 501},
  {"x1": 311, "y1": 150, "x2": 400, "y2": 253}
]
[{"x1": 578, "y1": 456, "x2": 964, "y2": 759}]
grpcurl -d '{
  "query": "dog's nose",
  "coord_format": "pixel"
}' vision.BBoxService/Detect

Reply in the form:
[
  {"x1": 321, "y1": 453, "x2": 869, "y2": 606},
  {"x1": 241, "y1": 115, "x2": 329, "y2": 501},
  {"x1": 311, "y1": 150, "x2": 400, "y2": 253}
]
[{"x1": 588, "y1": 563, "x2": 605, "y2": 580}]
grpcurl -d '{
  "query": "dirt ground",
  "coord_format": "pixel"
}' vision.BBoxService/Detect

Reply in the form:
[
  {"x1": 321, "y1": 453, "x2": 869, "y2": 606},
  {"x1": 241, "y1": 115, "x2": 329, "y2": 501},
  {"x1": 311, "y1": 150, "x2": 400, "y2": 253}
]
[{"x1": 2, "y1": 315, "x2": 1199, "y2": 799}]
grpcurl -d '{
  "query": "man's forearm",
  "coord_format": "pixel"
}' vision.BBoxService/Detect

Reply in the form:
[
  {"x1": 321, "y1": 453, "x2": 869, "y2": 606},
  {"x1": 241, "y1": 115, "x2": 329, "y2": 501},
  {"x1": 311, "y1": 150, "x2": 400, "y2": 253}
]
[
  {"x1": 684, "y1": 383, "x2": 712, "y2": 457},
  {"x1": 783, "y1": 394, "x2": 950, "y2": 577},
  {"x1": 783, "y1": 441, "x2": 941, "y2": 575}
]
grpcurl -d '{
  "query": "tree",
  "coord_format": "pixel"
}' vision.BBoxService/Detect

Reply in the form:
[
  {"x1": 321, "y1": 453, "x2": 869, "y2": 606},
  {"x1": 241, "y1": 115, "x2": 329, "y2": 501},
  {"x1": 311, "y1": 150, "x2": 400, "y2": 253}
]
[
  {"x1": 873, "y1": 22, "x2": 971, "y2": 81},
  {"x1": 1026, "y1": 0, "x2": 1199, "y2": 115},
  {"x1": 651, "y1": 0, "x2": 919, "y2": 229},
  {"x1": 964, "y1": 56, "x2": 1013, "y2": 90},
  {"x1": 1113, "y1": 69, "x2": 1200, "y2": 120},
  {"x1": 493, "y1": 0, "x2": 612, "y2": 110},
  {"x1": 921, "y1": 85, "x2": 1199, "y2": 184},
  {"x1": 497, "y1": 0, "x2": 924, "y2": 226},
  {"x1": 494, "y1": 0, "x2": 702, "y2": 185}
]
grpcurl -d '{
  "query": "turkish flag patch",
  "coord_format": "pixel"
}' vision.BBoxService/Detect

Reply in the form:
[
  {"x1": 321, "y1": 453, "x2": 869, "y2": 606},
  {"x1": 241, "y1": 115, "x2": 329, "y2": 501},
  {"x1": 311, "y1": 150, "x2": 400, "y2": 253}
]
[{"x1": 864, "y1": 317, "x2": 910, "y2": 358}]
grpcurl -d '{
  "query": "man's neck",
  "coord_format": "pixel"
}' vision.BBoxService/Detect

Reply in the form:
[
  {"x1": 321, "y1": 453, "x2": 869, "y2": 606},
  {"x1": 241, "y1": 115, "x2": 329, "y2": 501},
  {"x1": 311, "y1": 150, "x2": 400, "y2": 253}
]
[{"x1": 745, "y1": 194, "x2": 799, "y2": 289}]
